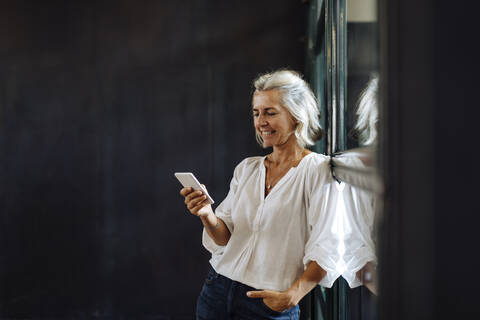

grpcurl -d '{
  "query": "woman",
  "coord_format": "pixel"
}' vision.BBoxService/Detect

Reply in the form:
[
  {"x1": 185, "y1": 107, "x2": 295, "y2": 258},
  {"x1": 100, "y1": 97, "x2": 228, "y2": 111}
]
[
  {"x1": 343, "y1": 74, "x2": 379, "y2": 295},
  {"x1": 180, "y1": 70, "x2": 339, "y2": 319}
]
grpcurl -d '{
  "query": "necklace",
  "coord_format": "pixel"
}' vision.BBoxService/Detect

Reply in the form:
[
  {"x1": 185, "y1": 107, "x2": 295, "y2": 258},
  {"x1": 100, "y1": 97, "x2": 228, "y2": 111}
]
[
  {"x1": 265, "y1": 150, "x2": 306, "y2": 192},
  {"x1": 265, "y1": 166, "x2": 291, "y2": 190},
  {"x1": 265, "y1": 162, "x2": 293, "y2": 191}
]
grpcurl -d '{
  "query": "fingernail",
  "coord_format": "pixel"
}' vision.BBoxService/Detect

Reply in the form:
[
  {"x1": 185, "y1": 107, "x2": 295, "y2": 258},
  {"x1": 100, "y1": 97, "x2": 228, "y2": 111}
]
[{"x1": 246, "y1": 292, "x2": 251, "y2": 297}]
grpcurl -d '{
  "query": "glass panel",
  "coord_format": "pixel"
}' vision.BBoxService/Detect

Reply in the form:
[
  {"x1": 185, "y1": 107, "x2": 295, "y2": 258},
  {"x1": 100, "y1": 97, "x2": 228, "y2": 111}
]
[
  {"x1": 332, "y1": 148, "x2": 380, "y2": 319},
  {"x1": 346, "y1": 0, "x2": 379, "y2": 150},
  {"x1": 306, "y1": 1, "x2": 381, "y2": 319},
  {"x1": 335, "y1": 0, "x2": 380, "y2": 319}
]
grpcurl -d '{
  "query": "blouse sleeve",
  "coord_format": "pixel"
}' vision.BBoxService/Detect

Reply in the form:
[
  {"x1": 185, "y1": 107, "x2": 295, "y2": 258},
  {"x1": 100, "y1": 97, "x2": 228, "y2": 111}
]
[
  {"x1": 201, "y1": 159, "x2": 243, "y2": 255},
  {"x1": 341, "y1": 182, "x2": 377, "y2": 288},
  {"x1": 303, "y1": 158, "x2": 342, "y2": 288}
]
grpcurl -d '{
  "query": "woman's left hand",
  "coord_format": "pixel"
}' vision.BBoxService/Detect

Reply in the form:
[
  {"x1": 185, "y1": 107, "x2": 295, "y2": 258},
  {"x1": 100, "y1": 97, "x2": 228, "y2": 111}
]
[{"x1": 246, "y1": 289, "x2": 295, "y2": 312}]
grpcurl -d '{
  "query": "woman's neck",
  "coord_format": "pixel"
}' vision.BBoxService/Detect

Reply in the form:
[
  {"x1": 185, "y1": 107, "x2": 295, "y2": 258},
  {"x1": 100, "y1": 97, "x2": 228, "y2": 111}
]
[{"x1": 269, "y1": 137, "x2": 305, "y2": 165}]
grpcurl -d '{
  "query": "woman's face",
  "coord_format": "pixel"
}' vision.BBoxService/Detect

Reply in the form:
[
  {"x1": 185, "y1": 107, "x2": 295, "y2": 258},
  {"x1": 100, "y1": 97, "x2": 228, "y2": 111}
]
[{"x1": 252, "y1": 90, "x2": 297, "y2": 148}]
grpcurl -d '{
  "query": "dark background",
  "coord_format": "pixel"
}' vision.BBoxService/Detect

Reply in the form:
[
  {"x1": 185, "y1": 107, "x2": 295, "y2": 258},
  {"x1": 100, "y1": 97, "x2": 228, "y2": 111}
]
[
  {"x1": 379, "y1": 0, "x2": 480, "y2": 318},
  {"x1": 0, "y1": 0, "x2": 306, "y2": 318}
]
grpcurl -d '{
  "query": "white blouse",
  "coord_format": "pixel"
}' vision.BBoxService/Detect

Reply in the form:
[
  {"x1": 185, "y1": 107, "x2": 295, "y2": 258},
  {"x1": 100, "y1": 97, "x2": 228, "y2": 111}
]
[
  {"x1": 202, "y1": 152, "x2": 340, "y2": 291},
  {"x1": 336, "y1": 155, "x2": 377, "y2": 288}
]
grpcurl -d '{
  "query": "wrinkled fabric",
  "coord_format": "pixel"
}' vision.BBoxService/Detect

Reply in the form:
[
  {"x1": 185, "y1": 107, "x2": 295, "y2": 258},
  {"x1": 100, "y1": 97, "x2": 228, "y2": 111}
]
[
  {"x1": 202, "y1": 153, "x2": 340, "y2": 291},
  {"x1": 338, "y1": 156, "x2": 377, "y2": 288}
]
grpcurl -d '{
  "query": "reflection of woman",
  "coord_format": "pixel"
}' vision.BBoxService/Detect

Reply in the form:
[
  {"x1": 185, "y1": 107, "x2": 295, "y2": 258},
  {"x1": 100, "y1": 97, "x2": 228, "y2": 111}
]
[
  {"x1": 342, "y1": 74, "x2": 379, "y2": 295},
  {"x1": 352, "y1": 75, "x2": 378, "y2": 147},
  {"x1": 180, "y1": 70, "x2": 339, "y2": 319}
]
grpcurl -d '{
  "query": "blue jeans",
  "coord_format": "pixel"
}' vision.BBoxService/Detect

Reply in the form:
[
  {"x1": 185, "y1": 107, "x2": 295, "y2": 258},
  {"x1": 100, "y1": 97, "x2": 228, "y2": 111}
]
[{"x1": 196, "y1": 267, "x2": 300, "y2": 320}]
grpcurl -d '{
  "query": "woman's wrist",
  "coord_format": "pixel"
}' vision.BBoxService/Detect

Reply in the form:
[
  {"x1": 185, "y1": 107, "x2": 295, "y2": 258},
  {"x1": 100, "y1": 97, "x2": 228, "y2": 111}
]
[
  {"x1": 200, "y1": 212, "x2": 218, "y2": 229},
  {"x1": 285, "y1": 262, "x2": 326, "y2": 306},
  {"x1": 284, "y1": 286, "x2": 302, "y2": 307}
]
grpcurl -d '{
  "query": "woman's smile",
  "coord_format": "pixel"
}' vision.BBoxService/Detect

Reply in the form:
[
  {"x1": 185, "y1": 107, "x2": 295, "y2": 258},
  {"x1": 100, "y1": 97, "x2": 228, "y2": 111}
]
[
  {"x1": 260, "y1": 129, "x2": 276, "y2": 136},
  {"x1": 252, "y1": 90, "x2": 297, "y2": 148}
]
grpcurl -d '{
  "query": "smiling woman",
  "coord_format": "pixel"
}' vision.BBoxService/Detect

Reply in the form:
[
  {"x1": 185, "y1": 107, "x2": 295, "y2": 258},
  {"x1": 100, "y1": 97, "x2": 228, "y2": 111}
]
[
  {"x1": 252, "y1": 89, "x2": 297, "y2": 148},
  {"x1": 179, "y1": 69, "x2": 341, "y2": 319},
  {"x1": 253, "y1": 70, "x2": 323, "y2": 149}
]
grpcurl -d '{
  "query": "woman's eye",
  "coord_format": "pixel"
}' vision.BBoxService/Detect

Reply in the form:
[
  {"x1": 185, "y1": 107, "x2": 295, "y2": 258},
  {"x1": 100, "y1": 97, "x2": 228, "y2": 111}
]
[
  {"x1": 253, "y1": 113, "x2": 259, "y2": 117},
  {"x1": 267, "y1": 113, "x2": 276, "y2": 116}
]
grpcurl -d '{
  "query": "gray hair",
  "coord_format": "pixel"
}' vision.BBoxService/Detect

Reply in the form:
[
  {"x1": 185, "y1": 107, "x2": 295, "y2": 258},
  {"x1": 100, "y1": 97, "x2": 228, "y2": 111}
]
[
  {"x1": 253, "y1": 69, "x2": 323, "y2": 148},
  {"x1": 353, "y1": 75, "x2": 378, "y2": 146}
]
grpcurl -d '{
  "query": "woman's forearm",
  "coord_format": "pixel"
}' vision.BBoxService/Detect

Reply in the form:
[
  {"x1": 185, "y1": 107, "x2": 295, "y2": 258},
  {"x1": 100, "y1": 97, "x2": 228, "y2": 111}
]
[
  {"x1": 286, "y1": 261, "x2": 326, "y2": 306},
  {"x1": 356, "y1": 261, "x2": 377, "y2": 295},
  {"x1": 200, "y1": 213, "x2": 231, "y2": 246}
]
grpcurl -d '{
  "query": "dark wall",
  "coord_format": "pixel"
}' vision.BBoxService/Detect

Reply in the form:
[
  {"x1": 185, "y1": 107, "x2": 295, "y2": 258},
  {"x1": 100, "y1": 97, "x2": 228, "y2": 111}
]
[
  {"x1": 379, "y1": 0, "x2": 480, "y2": 318},
  {"x1": 433, "y1": 1, "x2": 480, "y2": 318},
  {"x1": 0, "y1": 1, "x2": 306, "y2": 318}
]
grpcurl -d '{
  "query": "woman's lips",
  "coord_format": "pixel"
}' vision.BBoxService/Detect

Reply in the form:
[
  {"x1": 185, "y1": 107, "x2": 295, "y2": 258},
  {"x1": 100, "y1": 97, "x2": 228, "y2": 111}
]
[{"x1": 261, "y1": 130, "x2": 275, "y2": 137}]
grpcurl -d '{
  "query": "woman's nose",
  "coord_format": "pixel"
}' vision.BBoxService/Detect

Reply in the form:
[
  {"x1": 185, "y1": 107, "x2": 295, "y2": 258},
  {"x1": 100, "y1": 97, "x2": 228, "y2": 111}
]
[{"x1": 258, "y1": 115, "x2": 267, "y2": 125}]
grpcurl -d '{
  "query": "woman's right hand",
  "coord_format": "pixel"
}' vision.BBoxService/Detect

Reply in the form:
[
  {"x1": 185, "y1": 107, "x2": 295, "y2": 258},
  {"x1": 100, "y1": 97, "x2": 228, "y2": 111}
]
[
  {"x1": 181, "y1": 186, "x2": 231, "y2": 246},
  {"x1": 180, "y1": 187, "x2": 214, "y2": 218}
]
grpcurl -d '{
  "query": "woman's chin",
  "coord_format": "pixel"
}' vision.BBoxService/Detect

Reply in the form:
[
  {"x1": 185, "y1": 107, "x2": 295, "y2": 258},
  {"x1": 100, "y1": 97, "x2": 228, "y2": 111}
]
[{"x1": 262, "y1": 140, "x2": 275, "y2": 148}]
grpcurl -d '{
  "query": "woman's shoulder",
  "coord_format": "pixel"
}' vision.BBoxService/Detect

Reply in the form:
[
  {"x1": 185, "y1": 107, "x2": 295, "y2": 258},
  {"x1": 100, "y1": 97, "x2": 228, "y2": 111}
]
[
  {"x1": 300, "y1": 152, "x2": 331, "y2": 183},
  {"x1": 239, "y1": 155, "x2": 264, "y2": 166},
  {"x1": 232, "y1": 156, "x2": 264, "y2": 176},
  {"x1": 302, "y1": 152, "x2": 330, "y2": 168}
]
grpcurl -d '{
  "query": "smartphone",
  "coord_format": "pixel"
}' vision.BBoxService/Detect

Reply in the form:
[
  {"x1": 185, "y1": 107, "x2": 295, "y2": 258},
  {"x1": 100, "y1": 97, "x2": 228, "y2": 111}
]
[{"x1": 174, "y1": 172, "x2": 214, "y2": 204}]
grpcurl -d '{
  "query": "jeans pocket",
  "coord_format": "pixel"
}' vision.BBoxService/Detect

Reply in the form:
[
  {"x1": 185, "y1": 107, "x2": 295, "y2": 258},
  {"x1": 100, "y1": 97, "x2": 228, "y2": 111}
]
[{"x1": 259, "y1": 300, "x2": 283, "y2": 315}]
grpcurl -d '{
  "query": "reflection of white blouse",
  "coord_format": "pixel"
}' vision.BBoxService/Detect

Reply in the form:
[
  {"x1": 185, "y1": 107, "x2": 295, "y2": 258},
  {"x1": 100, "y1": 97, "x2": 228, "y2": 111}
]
[
  {"x1": 337, "y1": 156, "x2": 377, "y2": 288},
  {"x1": 202, "y1": 153, "x2": 340, "y2": 291}
]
